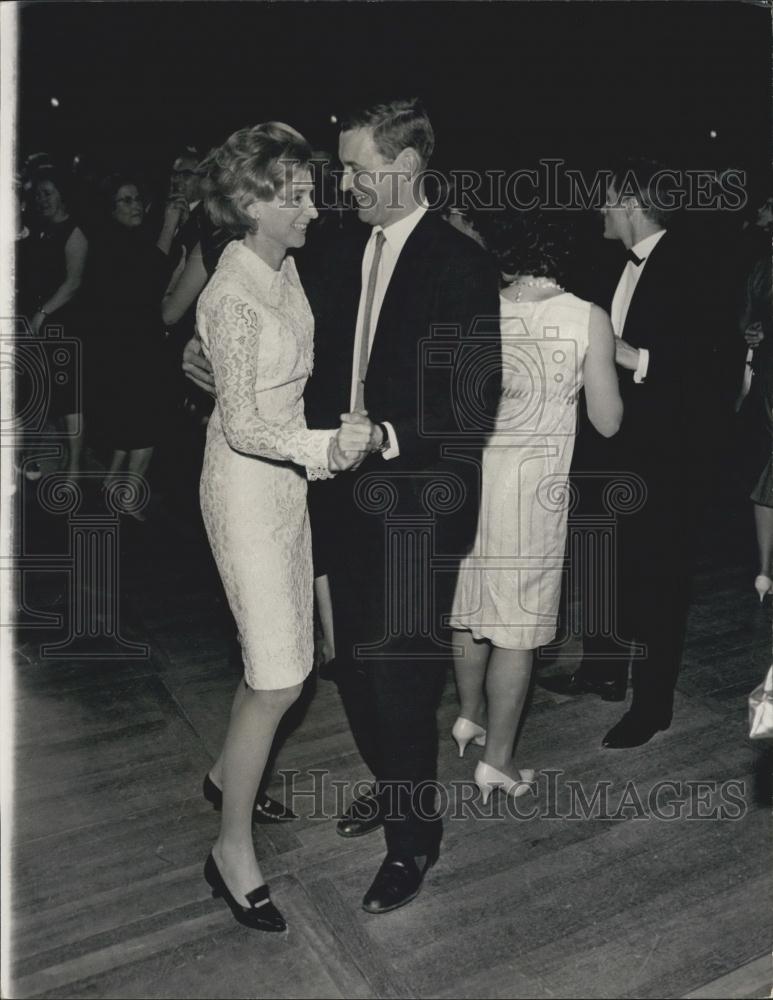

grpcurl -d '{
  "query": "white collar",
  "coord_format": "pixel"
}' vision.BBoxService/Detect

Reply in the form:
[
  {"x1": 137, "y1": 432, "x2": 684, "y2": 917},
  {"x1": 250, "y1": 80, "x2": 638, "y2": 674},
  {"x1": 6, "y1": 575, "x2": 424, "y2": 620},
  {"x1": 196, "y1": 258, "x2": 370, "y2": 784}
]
[
  {"x1": 230, "y1": 240, "x2": 295, "y2": 305},
  {"x1": 631, "y1": 228, "x2": 666, "y2": 260},
  {"x1": 372, "y1": 204, "x2": 427, "y2": 254}
]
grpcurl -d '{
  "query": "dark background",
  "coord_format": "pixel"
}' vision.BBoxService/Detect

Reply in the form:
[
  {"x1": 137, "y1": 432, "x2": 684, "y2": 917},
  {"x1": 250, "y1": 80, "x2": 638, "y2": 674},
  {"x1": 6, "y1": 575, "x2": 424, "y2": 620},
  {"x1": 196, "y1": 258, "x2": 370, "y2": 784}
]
[{"x1": 16, "y1": 0, "x2": 772, "y2": 198}]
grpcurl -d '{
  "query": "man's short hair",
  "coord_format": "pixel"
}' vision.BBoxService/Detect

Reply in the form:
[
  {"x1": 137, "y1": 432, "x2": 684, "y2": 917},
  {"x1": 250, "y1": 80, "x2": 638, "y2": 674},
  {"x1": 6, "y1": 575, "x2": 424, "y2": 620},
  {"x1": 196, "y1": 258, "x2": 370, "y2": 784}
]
[
  {"x1": 611, "y1": 157, "x2": 678, "y2": 229},
  {"x1": 341, "y1": 98, "x2": 435, "y2": 169}
]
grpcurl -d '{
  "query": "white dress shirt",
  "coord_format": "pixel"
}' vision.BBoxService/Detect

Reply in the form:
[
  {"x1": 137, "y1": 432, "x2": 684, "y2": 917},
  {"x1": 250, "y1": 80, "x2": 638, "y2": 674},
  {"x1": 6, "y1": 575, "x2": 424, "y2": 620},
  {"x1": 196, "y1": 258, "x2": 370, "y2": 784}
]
[
  {"x1": 349, "y1": 204, "x2": 428, "y2": 458},
  {"x1": 610, "y1": 228, "x2": 666, "y2": 384}
]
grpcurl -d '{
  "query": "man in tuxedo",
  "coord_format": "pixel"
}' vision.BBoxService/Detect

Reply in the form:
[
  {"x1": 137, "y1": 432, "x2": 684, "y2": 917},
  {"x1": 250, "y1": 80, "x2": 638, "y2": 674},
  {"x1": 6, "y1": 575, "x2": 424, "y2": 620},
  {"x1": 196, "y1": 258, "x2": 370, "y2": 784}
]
[
  {"x1": 184, "y1": 100, "x2": 500, "y2": 910},
  {"x1": 305, "y1": 99, "x2": 500, "y2": 911},
  {"x1": 541, "y1": 159, "x2": 718, "y2": 748}
]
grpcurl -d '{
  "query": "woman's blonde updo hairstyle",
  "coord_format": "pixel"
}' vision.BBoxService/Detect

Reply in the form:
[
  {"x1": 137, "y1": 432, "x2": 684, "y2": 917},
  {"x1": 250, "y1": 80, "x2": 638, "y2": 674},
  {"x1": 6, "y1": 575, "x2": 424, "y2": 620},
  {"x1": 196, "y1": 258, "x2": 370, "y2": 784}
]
[{"x1": 201, "y1": 121, "x2": 313, "y2": 238}]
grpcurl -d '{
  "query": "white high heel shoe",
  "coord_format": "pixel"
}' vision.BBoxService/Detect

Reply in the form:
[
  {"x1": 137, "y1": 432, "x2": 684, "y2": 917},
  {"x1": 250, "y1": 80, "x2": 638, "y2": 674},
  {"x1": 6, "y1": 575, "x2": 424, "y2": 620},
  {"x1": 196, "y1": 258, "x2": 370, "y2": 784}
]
[
  {"x1": 451, "y1": 717, "x2": 487, "y2": 757},
  {"x1": 474, "y1": 761, "x2": 536, "y2": 805},
  {"x1": 754, "y1": 575, "x2": 773, "y2": 602}
]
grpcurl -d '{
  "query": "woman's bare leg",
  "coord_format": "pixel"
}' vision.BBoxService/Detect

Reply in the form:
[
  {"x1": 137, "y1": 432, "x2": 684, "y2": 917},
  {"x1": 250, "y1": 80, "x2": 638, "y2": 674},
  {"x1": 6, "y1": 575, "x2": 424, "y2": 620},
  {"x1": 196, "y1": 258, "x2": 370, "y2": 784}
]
[
  {"x1": 209, "y1": 678, "x2": 248, "y2": 787},
  {"x1": 754, "y1": 502, "x2": 773, "y2": 578},
  {"x1": 482, "y1": 647, "x2": 534, "y2": 778},
  {"x1": 107, "y1": 449, "x2": 126, "y2": 477},
  {"x1": 127, "y1": 446, "x2": 153, "y2": 479},
  {"x1": 212, "y1": 681, "x2": 302, "y2": 905},
  {"x1": 314, "y1": 574, "x2": 336, "y2": 664},
  {"x1": 125, "y1": 447, "x2": 153, "y2": 520},
  {"x1": 452, "y1": 630, "x2": 490, "y2": 727}
]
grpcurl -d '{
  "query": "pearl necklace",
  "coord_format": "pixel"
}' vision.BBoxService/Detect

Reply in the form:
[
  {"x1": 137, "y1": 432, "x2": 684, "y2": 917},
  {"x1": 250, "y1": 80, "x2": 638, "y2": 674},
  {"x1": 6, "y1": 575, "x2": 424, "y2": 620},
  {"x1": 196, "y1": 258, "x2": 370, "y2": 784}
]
[{"x1": 506, "y1": 276, "x2": 565, "y2": 303}]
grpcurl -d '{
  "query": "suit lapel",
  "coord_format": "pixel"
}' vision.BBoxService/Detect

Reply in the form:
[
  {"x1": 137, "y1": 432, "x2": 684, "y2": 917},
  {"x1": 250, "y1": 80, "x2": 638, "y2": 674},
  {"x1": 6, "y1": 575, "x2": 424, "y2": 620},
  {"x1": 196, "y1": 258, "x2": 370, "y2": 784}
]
[
  {"x1": 368, "y1": 213, "x2": 436, "y2": 371},
  {"x1": 307, "y1": 228, "x2": 367, "y2": 411},
  {"x1": 620, "y1": 232, "x2": 670, "y2": 347}
]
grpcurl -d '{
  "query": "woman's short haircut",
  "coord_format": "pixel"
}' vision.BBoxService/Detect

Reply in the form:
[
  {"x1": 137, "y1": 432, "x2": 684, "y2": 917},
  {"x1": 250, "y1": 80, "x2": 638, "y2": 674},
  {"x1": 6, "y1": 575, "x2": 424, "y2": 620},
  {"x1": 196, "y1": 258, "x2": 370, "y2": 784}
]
[
  {"x1": 201, "y1": 122, "x2": 313, "y2": 238},
  {"x1": 341, "y1": 98, "x2": 435, "y2": 169},
  {"x1": 482, "y1": 208, "x2": 578, "y2": 285},
  {"x1": 31, "y1": 165, "x2": 74, "y2": 210},
  {"x1": 100, "y1": 173, "x2": 145, "y2": 215}
]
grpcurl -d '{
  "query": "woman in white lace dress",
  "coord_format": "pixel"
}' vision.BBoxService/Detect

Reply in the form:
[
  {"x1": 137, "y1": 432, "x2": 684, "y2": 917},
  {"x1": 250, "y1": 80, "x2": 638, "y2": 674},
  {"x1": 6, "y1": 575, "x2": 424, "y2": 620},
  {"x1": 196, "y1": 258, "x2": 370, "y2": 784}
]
[
  {"x1": 194, "y1": 124, "x2": 369, "y2": 932},
  {"x1": 448, "y1": 210, "x2": 623, "y2": 803}
]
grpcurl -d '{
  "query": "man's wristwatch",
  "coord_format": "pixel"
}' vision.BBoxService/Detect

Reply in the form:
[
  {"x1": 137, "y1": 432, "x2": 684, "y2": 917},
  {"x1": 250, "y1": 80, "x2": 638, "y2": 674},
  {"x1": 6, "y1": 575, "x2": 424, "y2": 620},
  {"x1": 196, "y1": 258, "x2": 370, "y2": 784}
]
[{"x1": 376, "y1": 422, "x2": 390, "y2": 454}]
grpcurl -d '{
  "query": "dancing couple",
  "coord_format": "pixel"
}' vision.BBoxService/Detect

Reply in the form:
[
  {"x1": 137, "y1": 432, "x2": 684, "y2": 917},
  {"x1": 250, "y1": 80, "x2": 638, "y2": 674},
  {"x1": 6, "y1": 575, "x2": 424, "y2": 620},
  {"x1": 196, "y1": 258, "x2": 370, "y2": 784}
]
[{"x1": 184, "y1": 99, "x2": 622, "y2": 931}]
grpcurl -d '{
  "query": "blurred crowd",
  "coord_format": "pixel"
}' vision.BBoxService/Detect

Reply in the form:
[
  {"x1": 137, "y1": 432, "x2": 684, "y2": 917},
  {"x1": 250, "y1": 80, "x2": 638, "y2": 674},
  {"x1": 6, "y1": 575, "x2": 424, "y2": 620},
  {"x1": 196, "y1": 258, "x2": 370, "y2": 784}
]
[{"x1": 12, "y1": 145, "x2": 772, "y2": 553}]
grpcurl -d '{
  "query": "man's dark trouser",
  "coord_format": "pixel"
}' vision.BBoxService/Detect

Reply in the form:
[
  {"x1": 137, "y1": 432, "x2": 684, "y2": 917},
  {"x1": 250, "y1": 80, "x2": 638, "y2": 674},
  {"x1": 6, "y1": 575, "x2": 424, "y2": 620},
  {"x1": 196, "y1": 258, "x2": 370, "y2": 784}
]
[
  {"x1": 331, "y1": 521, "x2": 455, "y2": 859},
  {"x1": 580, "y1": 468, "x2": 693, "y2": 727}
]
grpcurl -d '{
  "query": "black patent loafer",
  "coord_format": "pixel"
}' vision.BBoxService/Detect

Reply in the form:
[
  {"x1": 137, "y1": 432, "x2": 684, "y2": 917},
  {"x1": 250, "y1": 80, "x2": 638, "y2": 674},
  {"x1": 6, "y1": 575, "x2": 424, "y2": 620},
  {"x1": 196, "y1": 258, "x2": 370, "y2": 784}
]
[
  {"x1": 204, "y1": 852, "x2": 286, "y2": 932},
  {"x1": 203, "y1": 774, "x2": 298, "y2": 824},
  {"x1": 361, "y1": 850, "x2": 438, "y2": 914},
  {"x1": 336, "y1": 787, "x2": 383, "y2": 839},
  {"x1": 602, "y1": 712, "x2": 670, "y2": 749}
]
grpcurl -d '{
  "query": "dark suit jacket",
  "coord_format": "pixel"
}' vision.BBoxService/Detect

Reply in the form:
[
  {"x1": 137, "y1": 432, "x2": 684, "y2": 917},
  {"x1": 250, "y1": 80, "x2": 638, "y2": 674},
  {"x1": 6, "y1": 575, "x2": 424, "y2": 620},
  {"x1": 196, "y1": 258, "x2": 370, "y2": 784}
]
[
  {"x1": 304, "y1": 211, "x2": 501, "y2": 565},
  {"x1": 606, "y1": 230, "x2": 729, "y2": 485}
]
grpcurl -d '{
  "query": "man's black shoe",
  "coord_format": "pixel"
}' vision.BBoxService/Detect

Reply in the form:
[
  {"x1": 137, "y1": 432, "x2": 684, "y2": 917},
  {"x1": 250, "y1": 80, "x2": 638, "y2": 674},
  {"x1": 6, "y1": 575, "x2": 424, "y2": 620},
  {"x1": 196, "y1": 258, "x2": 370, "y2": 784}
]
[
  {"x1": 362, "y1": 850, "x2": 438, "y2": 914},
  {"x1": 602, "y1": 711, "x2": 670, "y2": 749},
  {"x1": 336, "y1": 787, "x2": 383, "y2": 838},
  {"x1": 538, "y1": 669, "x2": 626, "y2": 702}
]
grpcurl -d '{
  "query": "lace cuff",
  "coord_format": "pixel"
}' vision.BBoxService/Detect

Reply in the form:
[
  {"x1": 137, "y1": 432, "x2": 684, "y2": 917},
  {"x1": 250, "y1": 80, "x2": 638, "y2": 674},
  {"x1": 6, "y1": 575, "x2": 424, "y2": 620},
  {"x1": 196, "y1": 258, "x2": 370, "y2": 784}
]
[
  {"x1": 308, "y1": 466, "x2": 335, "y2": 481},
  {"x1": 297, "y1": 429, "x2": 335, "y2": 473}
]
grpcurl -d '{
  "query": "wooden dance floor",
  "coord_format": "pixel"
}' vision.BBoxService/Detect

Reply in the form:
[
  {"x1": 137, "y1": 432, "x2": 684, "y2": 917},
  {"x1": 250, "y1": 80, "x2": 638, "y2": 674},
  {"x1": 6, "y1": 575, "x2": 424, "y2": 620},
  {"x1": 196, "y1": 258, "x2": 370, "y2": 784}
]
[{"x1": 8, "y1": 475, "x2": 773, "y2": 999}]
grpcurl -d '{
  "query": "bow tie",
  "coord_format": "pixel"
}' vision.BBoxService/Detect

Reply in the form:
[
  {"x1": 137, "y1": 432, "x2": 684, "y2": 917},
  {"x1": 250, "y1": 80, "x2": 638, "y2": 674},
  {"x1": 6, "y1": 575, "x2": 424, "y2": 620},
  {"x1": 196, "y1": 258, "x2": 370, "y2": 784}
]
[{"x1": 625, "y1": 249, "x2": 644, "y2": 266}]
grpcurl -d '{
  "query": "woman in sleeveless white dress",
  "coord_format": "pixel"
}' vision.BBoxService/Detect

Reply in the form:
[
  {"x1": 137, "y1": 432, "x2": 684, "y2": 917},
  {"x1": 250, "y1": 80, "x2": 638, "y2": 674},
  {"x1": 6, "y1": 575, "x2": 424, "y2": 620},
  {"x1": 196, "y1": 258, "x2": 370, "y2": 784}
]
[
  {"x1": 447, "y1": 210, "x2": 623, "y2": 803},
  {"x1": 193, "y1": 124, "x2": 368, "y2": 933}
]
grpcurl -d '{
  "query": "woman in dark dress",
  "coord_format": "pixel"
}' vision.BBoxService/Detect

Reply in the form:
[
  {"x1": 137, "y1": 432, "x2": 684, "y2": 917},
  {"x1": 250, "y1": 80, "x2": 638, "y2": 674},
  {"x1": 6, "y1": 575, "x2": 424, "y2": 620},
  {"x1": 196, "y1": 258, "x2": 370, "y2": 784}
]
[
  {"x1": 85, "y1": 175, "x2": 184, "y2": 517},
  {"x1": 743, "y1": 254, "x2": 773, "y2": 599},
  {"x1": 25, "y1": 167, "x2": 89, "y2": 478}
]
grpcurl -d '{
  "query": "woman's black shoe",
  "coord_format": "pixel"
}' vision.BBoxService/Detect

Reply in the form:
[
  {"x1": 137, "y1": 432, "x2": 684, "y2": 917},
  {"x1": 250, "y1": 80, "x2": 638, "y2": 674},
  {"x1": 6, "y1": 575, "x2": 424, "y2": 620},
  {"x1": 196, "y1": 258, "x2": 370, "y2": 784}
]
[
  {"x1": 202, "y1": 774, "x2": 298, "y2": 823},
  {"x1": 204, "y1": 853, "x2": 286, "y2": 932},
  {"x1": 254, "y1": 795, "x2": 297, "y2": 823}
]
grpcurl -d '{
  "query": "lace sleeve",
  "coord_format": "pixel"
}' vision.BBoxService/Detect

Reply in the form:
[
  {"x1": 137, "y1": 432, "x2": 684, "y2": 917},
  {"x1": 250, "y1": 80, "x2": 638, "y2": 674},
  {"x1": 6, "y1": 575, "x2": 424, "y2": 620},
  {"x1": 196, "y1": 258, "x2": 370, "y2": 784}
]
[{"x1": 207, "y1": 292, "x2": 335, "y2": 472}]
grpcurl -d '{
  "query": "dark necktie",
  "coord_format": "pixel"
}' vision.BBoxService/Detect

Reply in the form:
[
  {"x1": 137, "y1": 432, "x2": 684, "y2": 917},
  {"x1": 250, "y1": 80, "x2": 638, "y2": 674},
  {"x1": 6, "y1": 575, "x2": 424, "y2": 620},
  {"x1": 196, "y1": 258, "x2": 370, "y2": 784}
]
[
  {"x1": 354, "y1": 229, "x2": 386, "y2": 411},
  {"x1": 625, "y1": 248, "x2": 644, "y2": 266}
]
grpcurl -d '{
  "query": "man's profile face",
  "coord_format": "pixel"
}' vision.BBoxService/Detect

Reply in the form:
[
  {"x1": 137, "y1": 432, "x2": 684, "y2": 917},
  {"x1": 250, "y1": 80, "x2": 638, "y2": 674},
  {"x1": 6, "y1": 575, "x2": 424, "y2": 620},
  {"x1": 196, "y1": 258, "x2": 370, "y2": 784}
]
[
  {"x1": 338, "y1": 127, "x2": 404, "y2": 228},
  {"x1": 171, "y1": 156, "x2": 201, "y2": 204},
  {"x1": 601, "y1": 182, "x2": 628, "y2": 243}
]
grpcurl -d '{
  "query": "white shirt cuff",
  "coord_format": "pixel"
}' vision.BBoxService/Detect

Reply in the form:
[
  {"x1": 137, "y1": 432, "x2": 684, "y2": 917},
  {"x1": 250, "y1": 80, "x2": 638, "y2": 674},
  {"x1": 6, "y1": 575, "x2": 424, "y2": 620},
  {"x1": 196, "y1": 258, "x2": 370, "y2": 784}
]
[
  {"x1": 381, "y1": 420, "x2": 400, "y2": 460},
  {"x1": 633, "y1": 348, "x2": 650, "y2": 384}
]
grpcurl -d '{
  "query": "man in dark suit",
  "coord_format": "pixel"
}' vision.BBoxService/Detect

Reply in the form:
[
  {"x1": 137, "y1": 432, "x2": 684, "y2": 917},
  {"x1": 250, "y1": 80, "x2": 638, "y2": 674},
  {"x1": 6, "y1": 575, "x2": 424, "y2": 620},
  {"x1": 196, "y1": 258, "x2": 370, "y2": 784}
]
[
  {"x1": 541, "y1": 159, "x2": 719, "y2": 748},
  {"x1": 306, "y1": 99, "x2": 501, "y2": 911},
  {"x1": 183, "y1": 100, "x2": 500, "y2": 910}
]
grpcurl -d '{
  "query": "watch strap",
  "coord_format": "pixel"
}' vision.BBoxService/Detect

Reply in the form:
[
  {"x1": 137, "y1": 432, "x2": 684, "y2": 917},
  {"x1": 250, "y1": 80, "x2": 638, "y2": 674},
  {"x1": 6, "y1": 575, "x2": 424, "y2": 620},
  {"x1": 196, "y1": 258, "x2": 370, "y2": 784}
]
[{"x1": 376, "y1": 422, "x2": 390, "y2": 453}]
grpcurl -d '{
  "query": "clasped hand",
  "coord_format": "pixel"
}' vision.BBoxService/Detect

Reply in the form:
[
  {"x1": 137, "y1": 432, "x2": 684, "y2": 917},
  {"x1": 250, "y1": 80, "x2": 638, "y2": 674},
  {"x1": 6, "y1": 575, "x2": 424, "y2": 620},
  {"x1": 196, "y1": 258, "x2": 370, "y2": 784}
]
[
  {"x1": 745, "y1": 321, "x2": 764, "y2": 349},
  {"x1": 179, "y1": 338, "x2": 382, "y2": 474},
  {"x1": 328, "y1": 411, "x2": 382, "y2": 472}
]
